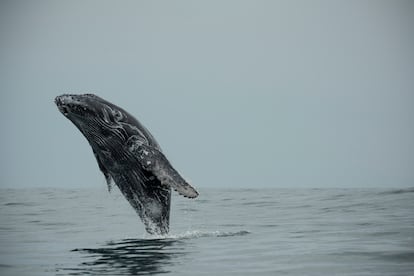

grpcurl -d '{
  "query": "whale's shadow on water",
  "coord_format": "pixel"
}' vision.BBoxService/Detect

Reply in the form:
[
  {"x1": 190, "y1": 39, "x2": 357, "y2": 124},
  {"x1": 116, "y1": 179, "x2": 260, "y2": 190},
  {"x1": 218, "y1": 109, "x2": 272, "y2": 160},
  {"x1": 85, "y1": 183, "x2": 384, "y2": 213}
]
[{"x1": 65, "y1": 238, "x2": 186, "y2": 275}]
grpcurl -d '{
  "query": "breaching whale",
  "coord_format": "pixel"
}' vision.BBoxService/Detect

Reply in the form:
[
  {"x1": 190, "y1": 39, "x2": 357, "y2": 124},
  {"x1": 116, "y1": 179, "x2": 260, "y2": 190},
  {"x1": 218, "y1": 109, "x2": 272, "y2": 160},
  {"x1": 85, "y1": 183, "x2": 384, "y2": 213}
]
[{"x1": 55, "y1": 94, "x2": 198, "y2": 234}]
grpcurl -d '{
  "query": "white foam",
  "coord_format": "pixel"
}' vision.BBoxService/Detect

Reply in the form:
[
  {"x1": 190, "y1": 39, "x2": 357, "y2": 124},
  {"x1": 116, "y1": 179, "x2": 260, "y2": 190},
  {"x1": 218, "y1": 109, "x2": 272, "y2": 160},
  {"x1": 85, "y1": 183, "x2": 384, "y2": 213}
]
[{"x1": 142, "y1": 230, "x2": 250, "y2": 240}]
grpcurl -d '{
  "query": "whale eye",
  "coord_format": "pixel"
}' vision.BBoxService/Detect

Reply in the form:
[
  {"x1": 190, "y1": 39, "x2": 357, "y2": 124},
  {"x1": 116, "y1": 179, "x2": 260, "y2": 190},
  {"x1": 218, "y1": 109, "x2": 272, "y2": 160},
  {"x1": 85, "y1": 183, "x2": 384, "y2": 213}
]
[{"x1": 112, "y1": 110, "x2": 123, "y2": 121}]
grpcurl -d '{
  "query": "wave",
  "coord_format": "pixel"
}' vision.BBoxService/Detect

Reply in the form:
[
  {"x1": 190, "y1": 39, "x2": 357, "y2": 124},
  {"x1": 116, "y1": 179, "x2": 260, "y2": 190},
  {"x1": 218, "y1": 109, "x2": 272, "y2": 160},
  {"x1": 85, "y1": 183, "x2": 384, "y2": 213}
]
[{"x1": 378, "y1": 187, "x2": 414, "y2": 195}]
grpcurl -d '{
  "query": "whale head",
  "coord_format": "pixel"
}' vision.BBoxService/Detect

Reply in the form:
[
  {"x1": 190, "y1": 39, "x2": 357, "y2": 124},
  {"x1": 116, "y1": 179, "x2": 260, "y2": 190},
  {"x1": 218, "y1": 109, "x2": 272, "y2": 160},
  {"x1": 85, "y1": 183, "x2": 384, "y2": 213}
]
[
  {"x1": 56, "y1": 94, "x2": 129, "y2": 142},
  {"x1": 54, "y1": 94, "x2": 160, "y2": 152},
  {"x1": 55, "y1": 94, "x2": 107, "y2": 118}
]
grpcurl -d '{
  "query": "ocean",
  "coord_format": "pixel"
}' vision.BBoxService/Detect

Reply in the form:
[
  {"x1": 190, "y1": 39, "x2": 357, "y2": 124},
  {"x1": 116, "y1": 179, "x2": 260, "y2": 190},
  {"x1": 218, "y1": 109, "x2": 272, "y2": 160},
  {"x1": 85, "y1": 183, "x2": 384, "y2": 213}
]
[{"x1": 0, "y1": 187, "x2": 413, "y2": 276}]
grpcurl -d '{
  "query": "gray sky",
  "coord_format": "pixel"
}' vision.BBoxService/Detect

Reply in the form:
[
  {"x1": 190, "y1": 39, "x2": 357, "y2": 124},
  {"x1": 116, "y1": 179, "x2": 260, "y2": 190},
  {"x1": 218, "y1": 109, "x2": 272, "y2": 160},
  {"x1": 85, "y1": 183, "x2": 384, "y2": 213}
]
[{"x1": 1, "y1": 0, "x2": 413, "y2": 189}]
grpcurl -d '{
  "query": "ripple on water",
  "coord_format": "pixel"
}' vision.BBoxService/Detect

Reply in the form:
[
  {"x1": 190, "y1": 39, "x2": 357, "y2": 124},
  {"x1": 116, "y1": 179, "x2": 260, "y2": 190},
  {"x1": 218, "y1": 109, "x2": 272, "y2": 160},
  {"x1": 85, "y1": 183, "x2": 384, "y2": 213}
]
[{"x1": 62, "y1": 230, "x2": 250, "y2": 275}]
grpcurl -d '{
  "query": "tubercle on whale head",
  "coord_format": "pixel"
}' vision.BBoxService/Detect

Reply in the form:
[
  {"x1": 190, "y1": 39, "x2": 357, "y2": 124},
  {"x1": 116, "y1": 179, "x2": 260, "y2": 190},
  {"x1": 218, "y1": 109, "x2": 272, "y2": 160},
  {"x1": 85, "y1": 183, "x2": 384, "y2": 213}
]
[
  {"x1": 55, "y1": 94, "x2": 130, "y2": 129},
  {"x1": 54, "y1": 94, "x2": 102, "y2": 118}
]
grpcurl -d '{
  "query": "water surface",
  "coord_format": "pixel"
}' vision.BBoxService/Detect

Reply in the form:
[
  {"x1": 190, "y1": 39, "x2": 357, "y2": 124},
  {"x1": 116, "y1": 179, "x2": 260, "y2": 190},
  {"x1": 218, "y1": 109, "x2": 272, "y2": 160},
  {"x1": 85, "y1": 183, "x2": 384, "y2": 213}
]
[{"x1": 1, "y1": 187, "x2": 413, "y2": 275}]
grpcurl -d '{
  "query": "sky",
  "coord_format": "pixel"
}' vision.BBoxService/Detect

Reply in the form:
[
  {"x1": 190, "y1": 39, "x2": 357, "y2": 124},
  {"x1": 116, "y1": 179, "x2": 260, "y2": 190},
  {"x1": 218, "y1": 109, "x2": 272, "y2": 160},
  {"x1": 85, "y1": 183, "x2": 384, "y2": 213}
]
[{"x1": 0, "y1": 0, "x2": 413, "y2": 189}]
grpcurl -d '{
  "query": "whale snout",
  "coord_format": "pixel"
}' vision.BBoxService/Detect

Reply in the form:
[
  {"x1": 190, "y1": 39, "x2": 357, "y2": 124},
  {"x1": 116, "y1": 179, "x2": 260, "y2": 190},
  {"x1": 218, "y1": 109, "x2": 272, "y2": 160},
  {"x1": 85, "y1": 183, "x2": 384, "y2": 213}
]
[
  {"x1": 55, "y1": 94, "x2": 96, "y2": 117},
  {"x1": 55, "y1": 95, "x2": 70, "y2": 116},
  {"x1": 55, "y1": 94, "x2": 83, "y2": 105}
]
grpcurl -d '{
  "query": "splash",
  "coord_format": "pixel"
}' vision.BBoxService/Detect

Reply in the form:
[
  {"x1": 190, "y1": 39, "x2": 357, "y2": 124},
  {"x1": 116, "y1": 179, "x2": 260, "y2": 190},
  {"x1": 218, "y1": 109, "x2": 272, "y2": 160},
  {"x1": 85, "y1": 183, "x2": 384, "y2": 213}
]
[{"x1": 142, "y1": 230, "x2": 251, "y2": 240}]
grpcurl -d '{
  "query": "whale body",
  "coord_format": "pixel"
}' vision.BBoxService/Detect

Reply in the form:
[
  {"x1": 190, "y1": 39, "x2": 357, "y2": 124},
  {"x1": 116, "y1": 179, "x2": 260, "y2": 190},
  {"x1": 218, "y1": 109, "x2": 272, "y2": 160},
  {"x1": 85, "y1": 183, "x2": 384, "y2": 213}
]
[{"x1": 55, "y1": 94, "x2": 198, "y2": 234}]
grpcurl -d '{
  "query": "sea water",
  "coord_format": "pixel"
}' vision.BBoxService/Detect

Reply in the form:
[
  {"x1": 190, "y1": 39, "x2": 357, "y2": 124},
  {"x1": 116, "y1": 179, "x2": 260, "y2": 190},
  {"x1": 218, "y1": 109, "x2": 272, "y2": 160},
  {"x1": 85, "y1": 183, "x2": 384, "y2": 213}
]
[{"x1": 0, "y1": 187, "x2": 413, "y2": 275}]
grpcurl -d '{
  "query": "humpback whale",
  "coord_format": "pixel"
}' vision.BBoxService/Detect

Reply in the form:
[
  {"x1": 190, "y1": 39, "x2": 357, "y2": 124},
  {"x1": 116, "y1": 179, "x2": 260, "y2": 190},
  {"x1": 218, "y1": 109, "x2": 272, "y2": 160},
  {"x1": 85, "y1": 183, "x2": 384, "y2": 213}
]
[{"x1": 55, "y1": 94, "x2": 198, "y2": 234}]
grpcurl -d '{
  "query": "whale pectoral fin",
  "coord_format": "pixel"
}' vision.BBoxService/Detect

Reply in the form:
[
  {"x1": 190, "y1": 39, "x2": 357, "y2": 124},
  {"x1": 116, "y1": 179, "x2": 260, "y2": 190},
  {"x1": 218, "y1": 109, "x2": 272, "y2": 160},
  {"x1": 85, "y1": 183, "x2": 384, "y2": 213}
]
[
  {"x1": 136, "y1": 146, "x2": 199, "y2": 199},
  {"x1": 92, "y1": 149, "x2": 114, "y2": 192}
]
